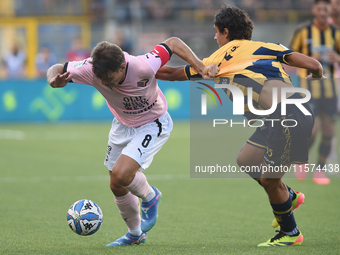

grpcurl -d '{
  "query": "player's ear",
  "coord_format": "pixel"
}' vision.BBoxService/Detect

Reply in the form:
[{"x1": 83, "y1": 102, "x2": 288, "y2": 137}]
[
  {"x1": 223, "y1": 28, "x2": 229, "y2": 40},
  {"x1": 120, "y1": 63, "x2": 126, "y2": 72}
]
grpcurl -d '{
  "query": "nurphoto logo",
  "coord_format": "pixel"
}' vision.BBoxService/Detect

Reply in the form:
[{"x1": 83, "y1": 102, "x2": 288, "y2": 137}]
[{"x1": 199, "y1": 83, "x2": 312, "y2": 128}]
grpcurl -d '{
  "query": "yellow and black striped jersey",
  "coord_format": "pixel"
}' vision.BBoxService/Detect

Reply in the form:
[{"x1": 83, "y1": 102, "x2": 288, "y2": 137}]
[
  {"x1": 290, "y1": 20, "x2": 339, "y2": 99},
  {"x1": 184, "y1": 39, "x2": 294, "y2": 119},
  {"x1": 290, "y1": 20, "x2": 340, "y2": 78}
]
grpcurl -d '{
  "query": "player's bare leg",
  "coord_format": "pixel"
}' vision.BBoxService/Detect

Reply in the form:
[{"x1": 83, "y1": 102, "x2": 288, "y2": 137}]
[
  {"x1": 108, "y1": 154, "x2": 162, "y2": 246},
  {"x1": 107, "y1": 155, "x2": 157, "y2": 246},
  {"x1": 111, "y1": 154, "x2": 141, "y2": 187},
  {"x1": 260, "y1": 176, "x2": 288, "y2": 204},
  {"x1": 237, "y1": 142, "x2": 264, "y2": 184},
  {"x1": 237, "y1": 143, "x2": 296, "y2": 201},
  {"x1": 237, "y1": 144, "x2": 304, "y2": 228},
  {"x1": 237, "y1": 143, "x2": 264, "y2": 167},
  {"x1": 107, "y1": 155, "x2": 146, "y2": 246}
]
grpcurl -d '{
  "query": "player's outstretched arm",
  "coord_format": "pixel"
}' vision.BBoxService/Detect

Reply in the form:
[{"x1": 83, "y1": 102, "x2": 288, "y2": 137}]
[
  {"x1": 156, "y1": 66, "x2": 187, "y2": 81},
  {"x1": 156, "y1": 64, "x2": 219, "y2": 81},
  {"x1": 162, "y1": 37, "x2": 218, "y2": 79},
  {"x1": 285, "y1": 52, "x2": 323, "y2": 78},
  {"x1": 47, "y1": 64, "x2": 73, "y2": 88}
]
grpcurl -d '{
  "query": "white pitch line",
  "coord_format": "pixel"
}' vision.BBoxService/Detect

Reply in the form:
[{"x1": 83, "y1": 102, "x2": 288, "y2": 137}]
[
  {"x1": 0, "y1": 129, "x2": 103, "y2": 141},
  {"x1": 0, "y1": 174, "x2": 189, "y2": 184},
  {"x1": 0, "y1": 129, "x2": 25, "y2": 140},
  {"x1": 0, "y1": 129, "x2": 189, "y2": 141}
]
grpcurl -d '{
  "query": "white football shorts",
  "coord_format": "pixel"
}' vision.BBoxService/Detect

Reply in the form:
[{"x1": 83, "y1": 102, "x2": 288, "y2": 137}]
[{"x1": 104, "y1": 111, "x2": 173, "y2": 171}]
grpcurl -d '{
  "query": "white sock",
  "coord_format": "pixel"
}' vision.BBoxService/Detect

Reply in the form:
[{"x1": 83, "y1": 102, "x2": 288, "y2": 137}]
[
  {"x1": 114, "y1": 192, "x2": 141, "y2": 232},
  {"x1": 129, "y1": 224, "x2": 142, "y2": 236},
  {"x1": 141, "y1": 188, "x2": 155, "y2": 203}
]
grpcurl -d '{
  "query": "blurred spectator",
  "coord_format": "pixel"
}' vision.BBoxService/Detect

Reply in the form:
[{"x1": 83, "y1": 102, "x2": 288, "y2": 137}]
[
  {"x1": 240, "y1": 0, "x2": 264, "y2": 18},
  {"x1": 3, "y1": 42, "x2": 26, "y2": 79},
  {"x1": 35, "y1": 46, "x2": 57, "y2": 78},
  {"x1": 195, "y1": 0, "x2": 221, "y2": 20},
  {"x1": 330, "y1": 0, "x2": 340, "y2": 26},
  {"x1": 329, "y1": 0, "x2": 340, "y2": 115},
  {"x1": 66, "y1": 38, "x2": 91, "y2": 62},
  {"x1": 290, "y1": 0, "x2": 338, "y2": 184},
  {"x1": 113, "y1": 29, "x2": 134, "y2": 54},
  {"x1": 89, "y1": 0, "x2": 105, "y2": 23},
  {"x1": 15, "y1": 0, "x2": 84, "y2": 16},
  {"x1": 143, "y1": 0, "x2": 175, "y2": 19}
]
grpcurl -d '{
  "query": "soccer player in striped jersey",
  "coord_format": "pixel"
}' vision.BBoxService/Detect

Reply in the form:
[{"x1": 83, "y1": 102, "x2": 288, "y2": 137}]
[
  {"x1": 329, "y1": 0, "x2": 340, "y2": 171},
  {"x1": 290, "y1": 0, "x2": 339, "y2": 184},
  {"x1": 330, "y1": 0, "x2": 340, "y2": 27},
  {"x1": 47, "y1": 38, "x2": 215, "y2": 246},
  {"x1": 156, "y1": 4, "x2": 323, "y2": 247}
]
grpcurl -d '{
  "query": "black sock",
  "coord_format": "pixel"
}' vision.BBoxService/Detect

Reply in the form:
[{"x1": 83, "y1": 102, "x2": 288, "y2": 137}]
[
  {"x1": 318, "y1": 135, "x2": 332, "y2": 170},
  {"x1": 271, "y1": 197, "x2": 299, "y2": 236},
  {"x1": 286, "y1": 185, "x2": 296, "y2": 201}
]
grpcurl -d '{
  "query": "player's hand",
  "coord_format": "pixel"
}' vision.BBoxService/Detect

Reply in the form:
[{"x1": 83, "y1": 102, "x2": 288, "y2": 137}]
[
  {"x1": 201, "y1": 64, "x2": 219, "y2": 79},
  {"x1": 49, "y1": 72, "x2": 72, "y2": 88},
  {"x1": 306, "y1": 73, "x2": 326, "y2": 79}
]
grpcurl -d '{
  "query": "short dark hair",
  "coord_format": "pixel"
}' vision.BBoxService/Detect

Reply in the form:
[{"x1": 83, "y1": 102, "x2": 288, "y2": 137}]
[
  {"x1": 90, "y1": 41, "x2": 125, "y2": 80},
  {"x1": 214, "y1": 4, "x2": 254, "y2": 41},
  {"x1": 314, "y1": 0, "x2": 330, "y2": 4}
]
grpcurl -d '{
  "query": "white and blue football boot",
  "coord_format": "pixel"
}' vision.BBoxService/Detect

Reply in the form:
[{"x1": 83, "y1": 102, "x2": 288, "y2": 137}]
[
  {"x1": 141, "y1": 186, "x2": 162, "y2": 232},
  {"x1": 106, "y1": 232, "x2": 147, "y2": 246}
]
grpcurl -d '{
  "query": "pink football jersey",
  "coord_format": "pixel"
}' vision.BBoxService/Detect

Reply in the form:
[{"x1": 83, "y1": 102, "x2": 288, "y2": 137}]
[{"x1": 65, "y1": 44, "x2": 171, "y2": 127}]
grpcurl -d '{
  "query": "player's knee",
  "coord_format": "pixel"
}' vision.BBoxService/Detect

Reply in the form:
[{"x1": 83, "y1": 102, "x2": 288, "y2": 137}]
[
  {"x1": 260, "y1": 177, "x2": 280, "y2": 192},
  {"x1": 112, "y1": 172, "x2": 129, "y2": 186},
  {"x1": 109, "y1": 179, "x2": 129, "y2": 197},
  {"x1": 109, "y1": 179, "x2": 119, "y2": 192},
  {"x1": 111, "y1": 167, "x2": 134, "y2": 186}
]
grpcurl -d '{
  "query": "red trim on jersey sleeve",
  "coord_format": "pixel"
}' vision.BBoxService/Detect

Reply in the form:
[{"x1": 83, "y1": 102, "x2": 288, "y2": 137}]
[{"x1": 150, "y1": 45, "x2": 171, "y2": 67}]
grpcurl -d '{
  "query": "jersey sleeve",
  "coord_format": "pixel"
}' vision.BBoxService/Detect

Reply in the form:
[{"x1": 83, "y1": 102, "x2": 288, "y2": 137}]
[
  {"x1": 63, "y1": 58, "x2": 94, "y2": 85},
  {"x1": 251, "y1": 43, "x2": 294, "y2": 65},
  {"x1": 142, "y1": 43, "x2": 172, "y2": 74},
  {"x1": 275, "y1": 44, "x2": 295, "y2": 64},
  {"x1": 183, "y1": 57, "x2": 213, "y2": 80},
  {"x1": 184, "y1": 65, "x2": 201, "y2": 80}
]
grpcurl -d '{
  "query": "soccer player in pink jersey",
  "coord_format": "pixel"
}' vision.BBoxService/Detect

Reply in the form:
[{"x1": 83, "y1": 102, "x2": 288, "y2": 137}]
[{"x1": 47, "y1": 38, "x2": 217, "y2": 246}]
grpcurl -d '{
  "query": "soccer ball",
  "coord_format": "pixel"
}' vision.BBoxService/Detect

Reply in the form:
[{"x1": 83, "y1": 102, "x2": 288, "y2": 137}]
[{"x1": 67, "y1": 199, "x2": 103, "y2": 236}]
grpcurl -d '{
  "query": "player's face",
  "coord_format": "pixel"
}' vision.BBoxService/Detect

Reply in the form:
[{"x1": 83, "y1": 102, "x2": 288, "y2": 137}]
[
  {"x1": 214, "y1": 25, "x2": 229, "y2": 47},
  {"x1": 331, "y1": 0, "x2": 340, "y2": 16},
  {"x1": 100, "y1": 64, "x2": 126, "y2": 88},
  {"x1": 313, "y1": 1, "x2": 331, "y2": 24}
]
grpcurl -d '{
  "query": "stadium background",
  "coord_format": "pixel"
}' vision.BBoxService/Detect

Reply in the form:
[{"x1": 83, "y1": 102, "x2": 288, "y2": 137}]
[{"x1": 0, "y1": 0, "x2": 315, "y2": 122}]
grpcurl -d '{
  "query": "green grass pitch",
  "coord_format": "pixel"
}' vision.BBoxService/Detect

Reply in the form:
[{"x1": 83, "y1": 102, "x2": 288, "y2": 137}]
[{"x1": 0, "y1": 121, "x2": 340, "y2": 254}]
